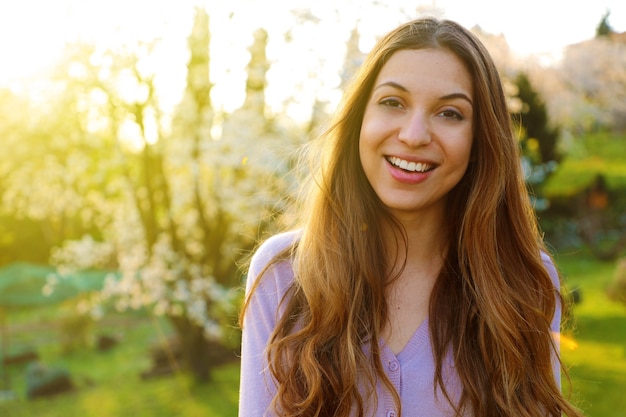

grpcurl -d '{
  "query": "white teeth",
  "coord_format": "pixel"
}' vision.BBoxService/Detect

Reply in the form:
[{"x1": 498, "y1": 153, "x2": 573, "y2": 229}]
[{"x1": 388, "y1": 156, "x2": 432, "y2": 173}]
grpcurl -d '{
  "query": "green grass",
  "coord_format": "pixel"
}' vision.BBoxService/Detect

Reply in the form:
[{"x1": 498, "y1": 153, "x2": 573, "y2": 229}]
[
  {"x1": 0, "y1": 311, "x2": 240, "y2": 417},
  {"x1": 556, "y1": 250, "x2": 626, "y2": 417},
  {"x1": 544, "y1": 131, "x2": 626, "y2": 197},
  {"x1": 1, "y1": 364, "x2": 240, "y2": 417}
]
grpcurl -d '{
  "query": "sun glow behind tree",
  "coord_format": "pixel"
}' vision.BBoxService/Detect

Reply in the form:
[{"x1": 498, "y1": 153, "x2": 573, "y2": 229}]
[{"x1": 2, "y1": 0, "x2": 624, "y2": 124}]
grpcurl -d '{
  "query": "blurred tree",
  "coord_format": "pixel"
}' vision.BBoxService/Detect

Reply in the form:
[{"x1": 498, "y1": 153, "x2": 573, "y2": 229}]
[
  {"x1": 514, "y1": 72, "x2": 561, "y2": 165},
  {"x1": 87, "y1": 8, "x2": 291, "y2": 382},
  {"x1": 511, "y1": 72, "x2": 560, "y2": 210},
  {"x1": 557, "y1": 35, "x2": 626, "y2": 133},
  {"x1": 0, "y1": 90, "x2": 48, "y2": 264},
  {"x1": 339, "y1": 26, "x2": 365, "y2": 88},
  {"x1": 307, "y1": 24, "x2": 366, "y2": 137},
  {"x1": 1, "y1": 7, "x2": 296, "y2": 382},
  {"x1": 0, "y1": 78, "x2": 105, "y2": 265},
  {"x1": 607, "y1": 257, "x2": 626, "y2": 304},
  {"x1": 596, "y1": 10, "x2": 613, "y2": 38}
]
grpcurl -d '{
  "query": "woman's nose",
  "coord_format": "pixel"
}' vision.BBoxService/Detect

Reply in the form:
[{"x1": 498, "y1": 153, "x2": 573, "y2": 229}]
[{"x1": 398, "y1": 111, "x2": 431, "y2": 147}]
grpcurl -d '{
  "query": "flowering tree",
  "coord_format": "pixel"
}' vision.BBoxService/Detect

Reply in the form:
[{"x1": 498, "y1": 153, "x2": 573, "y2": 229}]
[
  {"x1": 1, "y1": 7, "x2": 297, "y2": 382},
  {"x1": 554, "y1": 35, "x2": 626, "y2": 133}
]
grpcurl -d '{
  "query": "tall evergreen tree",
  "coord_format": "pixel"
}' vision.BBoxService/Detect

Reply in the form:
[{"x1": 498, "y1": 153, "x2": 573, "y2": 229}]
[
  {"x1": 340, "y1": 26, "x2": 365, "y2": 88},
  {"x1": 515, "y1": 72, "x2": 560, "y2": 165},
  {"x1": 596, "y1": 10, "x2": 613, "y2": 38}
]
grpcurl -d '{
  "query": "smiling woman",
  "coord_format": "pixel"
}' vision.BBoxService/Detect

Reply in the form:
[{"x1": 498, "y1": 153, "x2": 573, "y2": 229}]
[
  {"x1": 239, "y1": 17, "x2": 586, "y2": 417},
  {"x1": 359, "y1": 49, "x2": 474, "y2": 223}
]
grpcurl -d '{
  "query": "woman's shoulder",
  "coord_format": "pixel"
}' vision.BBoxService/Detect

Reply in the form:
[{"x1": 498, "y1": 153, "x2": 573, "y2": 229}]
[
  {"x1": 250, "y1": 230, "x2": 301, "y2": 268},
  {"x1": 246, "y1": 229, "x2": 301, "y2": 291},
  {"x1": 540, "y1": 250, "x2": 560, "y2": 288}
]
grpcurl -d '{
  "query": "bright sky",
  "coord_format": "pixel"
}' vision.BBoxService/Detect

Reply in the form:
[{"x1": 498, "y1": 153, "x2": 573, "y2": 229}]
[{"x1": 0, "y1": 0, "x2": 624, "y2": 116}]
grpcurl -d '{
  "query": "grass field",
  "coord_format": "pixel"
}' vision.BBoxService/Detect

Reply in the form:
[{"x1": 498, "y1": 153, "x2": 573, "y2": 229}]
[
  {"x1": 0, "y1": 251, "x2": 624, "y2": 417},
  {"x1": 0, "y1": 311, "x2": 240, "y2": 417},
  {"x1": 543, "y1": 131, "x2": 626, "y2": 197},
  {"x1": 557, "y1": 250, "x2": 626, "y2": 417}
]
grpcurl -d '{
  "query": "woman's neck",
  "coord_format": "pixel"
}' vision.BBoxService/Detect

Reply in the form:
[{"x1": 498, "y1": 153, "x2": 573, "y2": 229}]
[
  {"x1": 385, "y1": 207, "x2": 448, "y2": 273},
  {"x1": 381, "y1": 210, "x2": 447, "y2": 354}
]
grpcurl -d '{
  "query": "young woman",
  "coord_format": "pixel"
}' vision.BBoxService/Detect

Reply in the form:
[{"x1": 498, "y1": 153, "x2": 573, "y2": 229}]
[{"x1": 239, "y1": 18, "x2": 584, "y2": 417}]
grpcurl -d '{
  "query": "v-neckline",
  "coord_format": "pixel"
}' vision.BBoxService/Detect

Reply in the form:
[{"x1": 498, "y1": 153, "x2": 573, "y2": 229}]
[{"x1": 382, "y1": 317, "x2": 430, "y2": 363}]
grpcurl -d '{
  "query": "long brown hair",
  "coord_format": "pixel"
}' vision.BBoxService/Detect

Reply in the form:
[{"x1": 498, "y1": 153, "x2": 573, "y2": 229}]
[{"x1": 242, "y1": 18, "x2": 583, "y2": 417}]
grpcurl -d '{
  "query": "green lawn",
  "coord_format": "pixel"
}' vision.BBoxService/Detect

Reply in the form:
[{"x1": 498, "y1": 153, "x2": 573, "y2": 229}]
[
  {"x1": 0, "y1": 251, "x2": 624, "y2": 417},
  {"x1": 557, "y1": 251, "x2": 626, "y2": 417},
  {"x1": 1, "y1": 363, "x2": 239, "y2": 417},
  {"x1": 0, "y1": 311, "x2": 240, "y2": 417},
  {"x1": 544, "y1": 131, "x2": 626, "y2": 197}
]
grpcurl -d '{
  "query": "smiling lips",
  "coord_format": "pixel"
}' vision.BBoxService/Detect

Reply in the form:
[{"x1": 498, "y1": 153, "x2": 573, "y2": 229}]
[{"x1": 386, "y1": 156, "x2": 435, "y2": 173}]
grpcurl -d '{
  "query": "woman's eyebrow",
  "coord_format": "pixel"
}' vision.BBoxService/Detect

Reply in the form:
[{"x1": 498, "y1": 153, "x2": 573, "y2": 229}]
[
  {"x1": 374, "y1": 82, "x2": 473, "y2": 106},
  {"x1": 373, "y1": 81, "x2": 408, "y2": 92},
  {"x1": 440, "y1": 93, "x2": 473, "y2": 106}
]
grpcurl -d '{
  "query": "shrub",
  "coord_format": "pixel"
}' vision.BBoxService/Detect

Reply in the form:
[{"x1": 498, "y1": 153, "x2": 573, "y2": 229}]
[
  {"x1": 25, "y1": 362, "x2": 74, "y2": 399},
  {"x1": 59, "y1": 313, "x2": 94, "y2": 354},
  {"x1": 607, "y1": 257, "x2": 626, "y2": 305}
]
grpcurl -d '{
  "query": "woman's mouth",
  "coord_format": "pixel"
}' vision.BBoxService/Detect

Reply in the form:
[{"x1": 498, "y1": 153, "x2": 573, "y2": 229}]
[{"x1": 386, "y1": 156, "x2": 435, "y2": 173}]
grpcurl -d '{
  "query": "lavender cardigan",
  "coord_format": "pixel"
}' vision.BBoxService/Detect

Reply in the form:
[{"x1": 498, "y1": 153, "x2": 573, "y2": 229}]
[{"x1": 239, "y1": 231, "x2": 562, "y2": 417}]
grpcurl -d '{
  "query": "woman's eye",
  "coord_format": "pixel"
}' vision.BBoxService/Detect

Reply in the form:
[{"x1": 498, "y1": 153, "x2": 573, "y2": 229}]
[
  {"x1": 379, "y1": 98, "x2": 403, "y2": 109},
  {"x1": 439, "y1": 110, "x2": 463, "y2": 120}
]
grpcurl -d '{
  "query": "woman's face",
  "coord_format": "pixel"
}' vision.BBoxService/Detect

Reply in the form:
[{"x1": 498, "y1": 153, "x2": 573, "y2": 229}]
[{"x1": 359, "y1": 48, "x2": 474, "y2": 220}]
